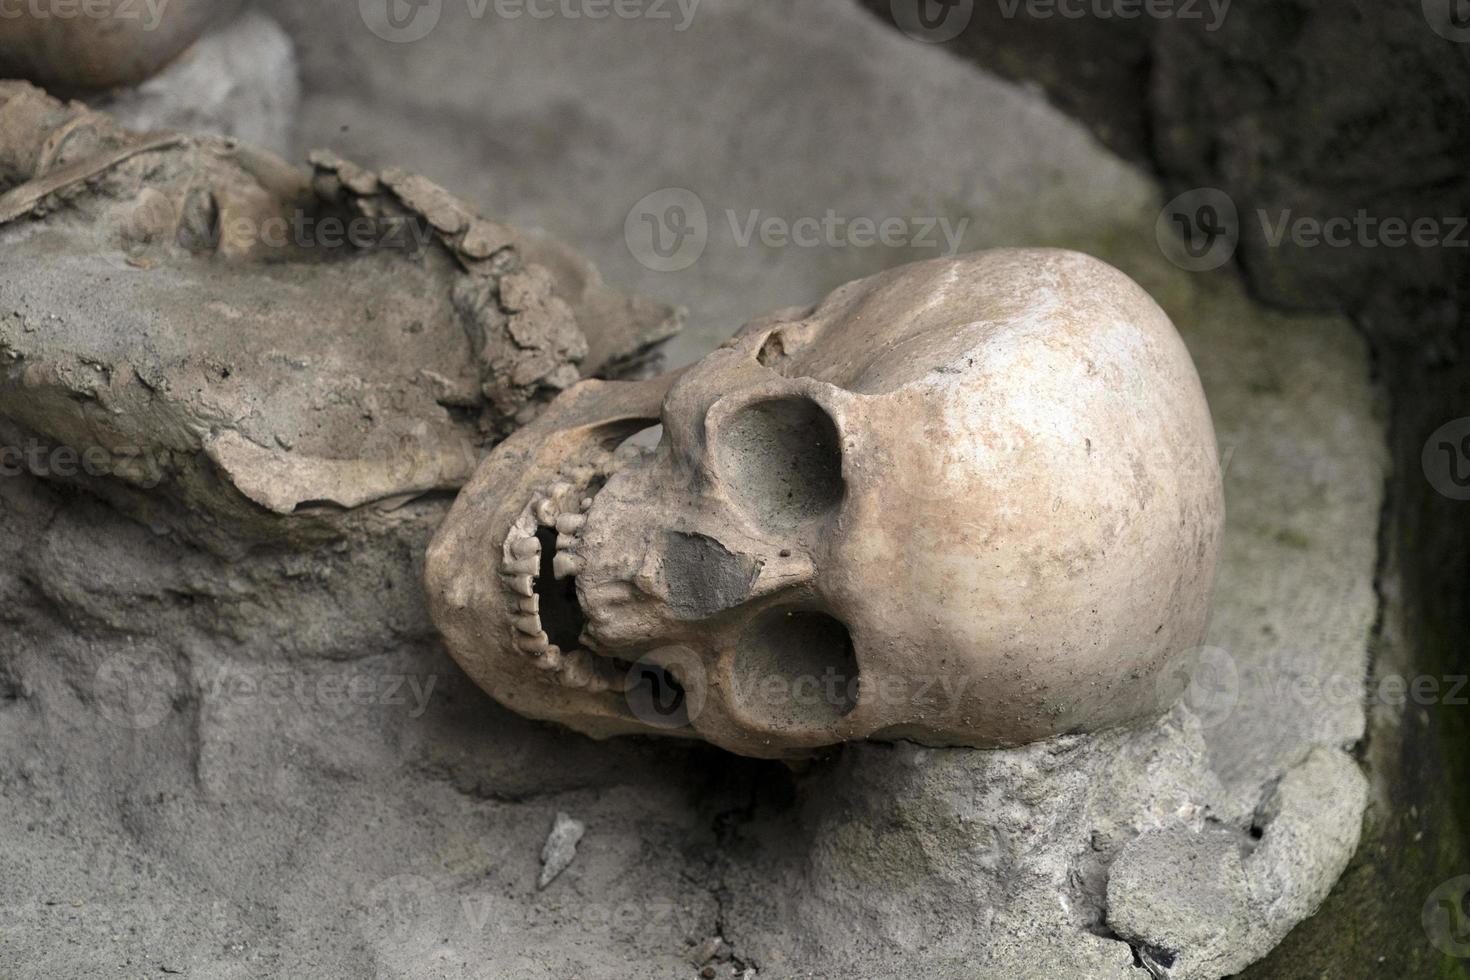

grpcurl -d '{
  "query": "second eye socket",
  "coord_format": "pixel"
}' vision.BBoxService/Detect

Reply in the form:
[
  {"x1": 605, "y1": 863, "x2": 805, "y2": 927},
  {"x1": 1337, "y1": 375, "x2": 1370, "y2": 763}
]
[{"x1": 712, "y1": 396, "x2": 844, "y2": 529}]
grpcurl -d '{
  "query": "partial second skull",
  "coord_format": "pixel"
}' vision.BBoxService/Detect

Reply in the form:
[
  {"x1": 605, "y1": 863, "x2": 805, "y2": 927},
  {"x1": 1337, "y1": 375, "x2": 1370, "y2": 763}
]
[{"x1": 426, "y1": 249, "x2": 1224, "y2": 759}]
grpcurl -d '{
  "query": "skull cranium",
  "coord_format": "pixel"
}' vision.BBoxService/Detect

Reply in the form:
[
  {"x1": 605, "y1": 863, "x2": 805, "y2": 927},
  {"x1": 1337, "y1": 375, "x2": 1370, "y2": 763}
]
[{"x1": 426, "y1": 248, "x2": 1224, "y2": 759}]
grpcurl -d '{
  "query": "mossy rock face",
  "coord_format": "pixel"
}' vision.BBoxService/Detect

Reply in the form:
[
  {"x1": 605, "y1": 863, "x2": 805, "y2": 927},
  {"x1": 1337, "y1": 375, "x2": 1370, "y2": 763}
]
[{"x1": 1242, "y1": 353, "x2": 1470, "y2": 979}]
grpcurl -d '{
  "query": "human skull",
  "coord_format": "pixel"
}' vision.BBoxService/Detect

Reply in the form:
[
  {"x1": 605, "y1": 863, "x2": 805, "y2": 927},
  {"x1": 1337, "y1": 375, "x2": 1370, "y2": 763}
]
[{"x1": 426, "y1": 249, "x2": 1224, "y2": 759}]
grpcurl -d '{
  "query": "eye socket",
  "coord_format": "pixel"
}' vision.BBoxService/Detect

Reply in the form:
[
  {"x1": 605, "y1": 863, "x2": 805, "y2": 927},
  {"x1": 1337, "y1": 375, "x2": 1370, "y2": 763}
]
[
  {"x1": 713, "y1": 396, "x2": 843, "y2": 529},
  {"x1": 732, "y1": 609, "x2": 859, "y2": 729}
]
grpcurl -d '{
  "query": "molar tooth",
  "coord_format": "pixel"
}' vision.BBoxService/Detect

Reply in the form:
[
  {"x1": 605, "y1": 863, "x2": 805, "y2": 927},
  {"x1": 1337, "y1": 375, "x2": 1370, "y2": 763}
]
[
  {"x1": 502, "y1": 556, "x2": 538, "y2": 576},
  {"x1": 506, "y1": 574, "x2": 535, "y2": 597},
  {"x1": 534, "y1": 498, "x2": 558, "y2": 525},
  {"x1": 514, "y1": 630, "x2": 550, "y2": 654},
  {"x1": 553, "y1": 553, "x2": 585, "y2": 580},
  {"x1": 555, "y1": 514, "x2": 586, "y2": 535},
  {"x1": 514, "y1": 614, "x2": 543, "y2": 634},
  {"x1": 535, "y1": 646, "x2": 563, "y2": 671},
  {"x1": 556, "y1": 534, "x2": 580, "y2": 552},
  {"x1": 558, "y1": 649, "x2": 595, "y2": 689},
  {"x1": 510, "y1": 536, "x2": 541, "y2": 559},
  {"x1": 518, "y1": 595, "x2": 540, "y2": 615}
]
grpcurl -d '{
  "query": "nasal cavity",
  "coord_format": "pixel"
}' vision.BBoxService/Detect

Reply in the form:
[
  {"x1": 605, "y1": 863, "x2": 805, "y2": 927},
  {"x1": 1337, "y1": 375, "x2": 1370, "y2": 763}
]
[{"x1": 660, "y1": 531, "x2": 760, "y2": 620}]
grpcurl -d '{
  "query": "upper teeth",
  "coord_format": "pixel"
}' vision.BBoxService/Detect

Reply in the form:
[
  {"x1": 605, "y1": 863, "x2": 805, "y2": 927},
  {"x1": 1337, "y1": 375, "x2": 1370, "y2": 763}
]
[
  {"x1": 500, "y1": 458, "x2": 625, "y2": 695},
  {"x1": 502, "y1": 556, "x2": 538, "y2": 576},
  {"x1": 552, "y1": 553, "x2": 585, "y2": 580}
]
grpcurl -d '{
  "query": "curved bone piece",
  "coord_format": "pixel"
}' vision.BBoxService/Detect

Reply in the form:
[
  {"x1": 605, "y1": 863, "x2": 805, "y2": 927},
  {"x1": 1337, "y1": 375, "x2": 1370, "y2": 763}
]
[
  {"x1": 0, "y1": 82, "x2": 680, "y2": 547},
  {"x1": 427, "y1": 249, "x2": 1226, "y2": 758}
]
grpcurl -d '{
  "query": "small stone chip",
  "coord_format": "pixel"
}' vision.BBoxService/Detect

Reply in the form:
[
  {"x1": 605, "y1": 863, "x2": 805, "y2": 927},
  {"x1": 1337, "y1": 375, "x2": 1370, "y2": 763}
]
[
  {"x1": 537, "y1": 811, "x2": 585, "y2": 889},
  {"x1": 689, "y1": 936, "x2": 729, "y2": 966},
  {"x1": 460, "y1": 219, "x2": 516, "y2": 260}
]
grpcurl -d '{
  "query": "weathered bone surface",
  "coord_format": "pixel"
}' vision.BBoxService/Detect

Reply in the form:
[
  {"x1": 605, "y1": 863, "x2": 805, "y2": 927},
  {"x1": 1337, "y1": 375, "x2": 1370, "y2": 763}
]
[
  {"x1": 428, "y1": 248, "x2": 1225, "y2": 757},
  {"x1": 0, "y1": 0, "x2": 244, "y2": 93},
  {"x1": 0, "y1": 82, "x2": 679, "y2": 548}
]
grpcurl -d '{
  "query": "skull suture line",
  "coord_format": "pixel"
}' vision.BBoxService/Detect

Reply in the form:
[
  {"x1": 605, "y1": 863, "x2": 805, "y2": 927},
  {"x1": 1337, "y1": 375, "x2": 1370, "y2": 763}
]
[{"x1": 426, "y1": 249, "x2": 1224, "y2": 759}]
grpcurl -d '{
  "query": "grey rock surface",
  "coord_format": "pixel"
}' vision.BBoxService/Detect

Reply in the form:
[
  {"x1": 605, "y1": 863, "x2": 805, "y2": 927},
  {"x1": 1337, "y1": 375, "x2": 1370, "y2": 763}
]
[
  {"x1": 1106, "y1": 749, "x2": 1369, "y2": 979},
  {"x1": 96, "y1": 10, "x2": 300, "y2": 158},
  {"x1": 1107, "y1": 825, "x2": 1255, "y2": 977},
  {"x1": 0, "y1": 2, "x2": 1386, "y2": 977}
]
